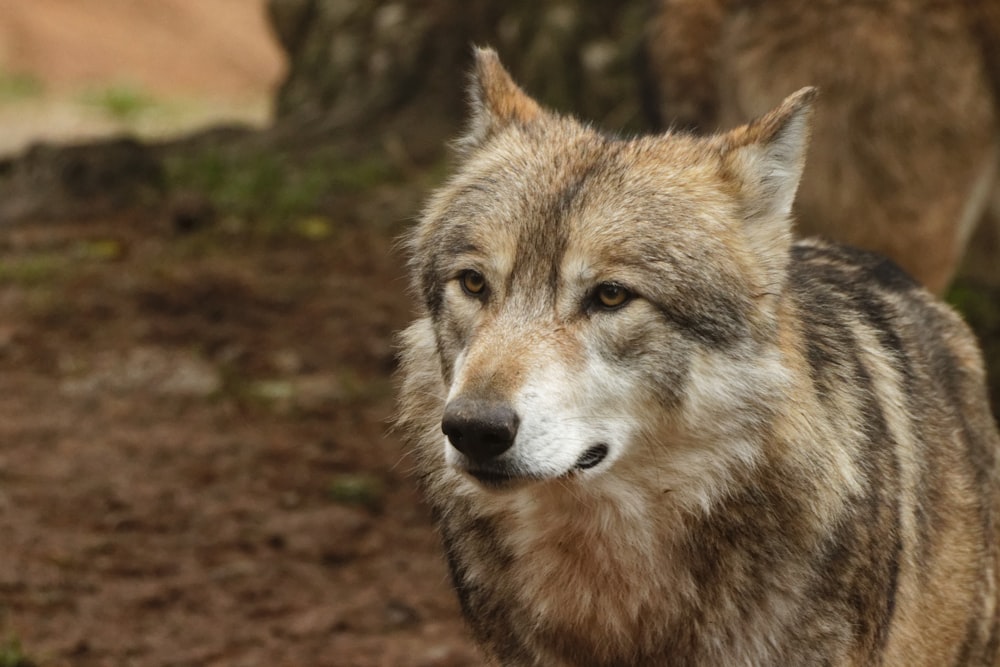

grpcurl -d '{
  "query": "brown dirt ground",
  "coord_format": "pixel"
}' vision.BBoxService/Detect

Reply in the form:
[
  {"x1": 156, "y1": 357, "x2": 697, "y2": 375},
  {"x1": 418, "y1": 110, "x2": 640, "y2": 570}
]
[
  {"x1": 0, "y1": 204, "x2": 481, "y2": 666},
  {"x1": 0, "y1": 5, "x2": 478, "y2": 661}
]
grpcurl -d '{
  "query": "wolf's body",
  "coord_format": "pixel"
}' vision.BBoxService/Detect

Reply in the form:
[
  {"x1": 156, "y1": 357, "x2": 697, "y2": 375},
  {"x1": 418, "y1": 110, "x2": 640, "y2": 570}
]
[
  {"x1": 645, "y1": 0, "x2": 1000, "y2": 294},
  {"x1": 397, "y1": 49, "x2": 1000, "y2": 665}
]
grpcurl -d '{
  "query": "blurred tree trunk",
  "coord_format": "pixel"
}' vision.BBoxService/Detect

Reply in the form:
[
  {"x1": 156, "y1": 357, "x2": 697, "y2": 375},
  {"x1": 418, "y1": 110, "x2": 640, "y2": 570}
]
[{"x1": 266, "y1": 0, "x2": 651, "y2": 161}]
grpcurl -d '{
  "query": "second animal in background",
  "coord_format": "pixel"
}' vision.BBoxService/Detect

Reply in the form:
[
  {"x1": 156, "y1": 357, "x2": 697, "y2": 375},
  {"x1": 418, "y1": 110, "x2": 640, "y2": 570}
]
[{"x1": 645, "y1": 0, "x2": 1000, "y2": 294}]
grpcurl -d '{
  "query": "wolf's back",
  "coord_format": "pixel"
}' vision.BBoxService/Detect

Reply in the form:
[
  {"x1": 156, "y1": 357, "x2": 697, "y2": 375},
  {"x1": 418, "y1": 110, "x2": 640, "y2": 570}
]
[{"x1": 787, "y1": 238, "x2": 1000, "y2": 663}]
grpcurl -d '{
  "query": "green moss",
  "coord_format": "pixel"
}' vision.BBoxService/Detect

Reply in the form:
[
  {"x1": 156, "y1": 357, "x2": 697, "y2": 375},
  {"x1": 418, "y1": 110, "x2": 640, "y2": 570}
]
[
  {"x1": 0, "y1": 637, "x2": 37, "y2": 667},
  {"x1": 0, "y1": 253, "x2": 69, "y2": 286},
  {"x1": 948, "y1": 279, "x2": 1000, "y2": 416},
  {"x1": 164, "y1": 148, "x2": 401, "y2": 230},
  {"x1": 294, "y1": 216, "x2": 335, "y2": 240},
  {"x1": 81, "y1": 83, "x2": 158, "y2": 123},
  {"x1": 322, "y1": 155, "x2": 396, "y2": 191},
  {"x1": 328, "y1": 473, "x2": 385, "y2": 509},
  {"x1": 948, "y1": 283, "x2": 1000, "y2": 332},
  {"x1": 0, "y1": 71, "x2": 44, "y2": 103}
]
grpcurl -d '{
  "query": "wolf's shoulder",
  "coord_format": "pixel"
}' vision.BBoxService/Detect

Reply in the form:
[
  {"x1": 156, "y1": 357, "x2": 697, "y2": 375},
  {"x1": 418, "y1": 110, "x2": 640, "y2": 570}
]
[
  {"x1": 785, "y1": 236, "x2": 960, "y2": 333},
  {"x1": 785, "y1": 236, "x2": 981, "y2": 385},
  {"x1": 789, "y1": 237, "x2": 921, "y2": 297}
]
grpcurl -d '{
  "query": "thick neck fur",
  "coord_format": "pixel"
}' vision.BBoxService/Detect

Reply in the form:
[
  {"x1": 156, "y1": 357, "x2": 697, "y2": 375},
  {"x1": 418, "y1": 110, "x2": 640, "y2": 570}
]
[{"x1": 400, "y1": 279, "x2": 866, "y2": 666}]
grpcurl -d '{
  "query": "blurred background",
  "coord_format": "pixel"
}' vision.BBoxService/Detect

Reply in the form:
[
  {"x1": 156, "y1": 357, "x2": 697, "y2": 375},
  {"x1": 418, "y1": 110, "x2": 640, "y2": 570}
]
[
  {"x1": 0, "y1": 1, "x2": 998, "y2": 666},
  {"x1": 0, "y1": 0, "x2": 282, "y2": 153}
]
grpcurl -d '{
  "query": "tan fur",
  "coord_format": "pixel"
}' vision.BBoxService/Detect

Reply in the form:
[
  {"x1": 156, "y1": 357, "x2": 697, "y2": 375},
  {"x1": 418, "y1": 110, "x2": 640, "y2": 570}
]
[
  {"x1": 645, "y1": 0, "x2": 1000, "y2": 294},
  {"x1": 398, "y1": 48, "x2": 1000, "y2": 665}
]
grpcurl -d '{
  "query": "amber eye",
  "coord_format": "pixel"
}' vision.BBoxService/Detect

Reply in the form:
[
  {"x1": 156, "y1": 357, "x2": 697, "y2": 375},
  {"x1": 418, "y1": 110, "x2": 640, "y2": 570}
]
[
  {"x1": 594, "y1": 282, "x2": 630, "y2": 309},
  {"x1": 460, "y1": 270, "x2": 487, "y2": 296}
]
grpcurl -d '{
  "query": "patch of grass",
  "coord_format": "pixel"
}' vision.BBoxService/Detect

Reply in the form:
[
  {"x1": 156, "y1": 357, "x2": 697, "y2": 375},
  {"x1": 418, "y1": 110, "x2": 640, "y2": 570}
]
[
  {"x1": 328, "y1": 473, "x2": 385, "y2": 509},
  {"x1": 323, "y1": 155, "x2": 396, "y2": 191},
  {"x1": 294, "y1": 216, "x2": 335, "y2": 240},
  {"x1": 0, "y1": 253, "x2": 71, "y2": 287},
  {"x1": 333, "y1": 371, "x2": 393, "y2": 403},
  {"x1": 948, "y1": 281, "x2": 1000, "y2": 332},
  {"x1": 81, "y1": 83, "x2": 158, "y2": 123},
  {"x1": 0, "y1": 71, "x2": 44, "y2": 103},
  {"x1": 74, "y1": 239, "x2": 127, "y2": 262},
  {"x1": 948, "y1": 278, "x2": 1000, "y2": 417},
  {"x1": 0, "y1": 636, "x2": 37, "y2": 667},
  {"x1": 164, "y1": 148, "x2": 401, "y2": 230}
]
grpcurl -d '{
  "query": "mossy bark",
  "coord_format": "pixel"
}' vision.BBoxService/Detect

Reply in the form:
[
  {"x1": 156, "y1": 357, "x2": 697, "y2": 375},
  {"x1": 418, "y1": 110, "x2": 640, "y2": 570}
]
[{"x1": 266, "y1": 0, "x2": 652, "y2": 160}]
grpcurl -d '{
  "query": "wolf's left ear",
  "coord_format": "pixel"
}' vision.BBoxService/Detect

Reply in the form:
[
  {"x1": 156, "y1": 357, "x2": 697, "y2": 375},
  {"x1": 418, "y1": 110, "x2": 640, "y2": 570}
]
[
  {"x1": 718, "y1": 87, "x2": 817, "y2": 227},
  {"x1": 454, "y1": 47, "x2": 543, "y2": 155}
]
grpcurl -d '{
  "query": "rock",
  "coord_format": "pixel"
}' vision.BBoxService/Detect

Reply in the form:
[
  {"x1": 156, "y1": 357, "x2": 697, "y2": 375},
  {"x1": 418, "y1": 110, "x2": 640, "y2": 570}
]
[
  {"x1": 0, "y1": 137, "x2": 164, "y2": 224},
  {"x1": 59, "y1": 346, "x2": 222, "y2": 398}
]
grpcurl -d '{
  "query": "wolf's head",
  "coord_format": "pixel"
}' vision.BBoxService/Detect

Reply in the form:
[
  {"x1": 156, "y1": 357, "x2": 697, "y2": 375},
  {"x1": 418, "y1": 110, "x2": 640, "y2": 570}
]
[{"x1": 403, "y1": 48, "x2": 814, "y2": 497}]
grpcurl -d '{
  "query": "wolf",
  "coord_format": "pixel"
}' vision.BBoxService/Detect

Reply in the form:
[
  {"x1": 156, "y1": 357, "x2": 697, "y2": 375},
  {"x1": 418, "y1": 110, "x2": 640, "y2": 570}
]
[
  {"x1": 396, "y1": 47, "x2": 1000, "y2": 666},
  {"x1": 645, "y1": 0, "x2": 1000, "y2": 294}
]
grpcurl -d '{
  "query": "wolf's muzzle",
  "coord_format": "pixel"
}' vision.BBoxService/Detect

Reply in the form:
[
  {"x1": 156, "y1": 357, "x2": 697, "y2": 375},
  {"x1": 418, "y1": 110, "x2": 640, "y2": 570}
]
[{"x1": 441, "y1": 397, "x2": 519, "y2": 464}]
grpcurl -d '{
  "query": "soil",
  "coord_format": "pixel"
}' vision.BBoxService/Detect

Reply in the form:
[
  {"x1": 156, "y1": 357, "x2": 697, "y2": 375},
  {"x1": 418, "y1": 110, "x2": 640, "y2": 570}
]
[
  {"x1": 0, "y1": 8, "x2": 481, "y2": 666},
  {"x1": 0, "y1": 207, "x2": 480, "y2": 666}
]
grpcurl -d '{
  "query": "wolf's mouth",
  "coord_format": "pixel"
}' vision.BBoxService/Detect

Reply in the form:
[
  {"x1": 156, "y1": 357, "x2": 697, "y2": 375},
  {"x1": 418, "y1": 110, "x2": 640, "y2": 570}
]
[
  {"x1": 460, "y1": 445, "x2": 609, "y2": 489},
  {"x1": 467, "y1": 467, "x2": 517, "y2": 489},
  {"x1": 574, "y1": 444, "x2": 609, "y2": 470}
]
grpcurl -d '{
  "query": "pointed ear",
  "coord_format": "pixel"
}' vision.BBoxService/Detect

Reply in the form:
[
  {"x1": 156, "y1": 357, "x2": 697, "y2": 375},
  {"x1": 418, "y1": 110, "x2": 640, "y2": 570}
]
[
  {"x1": 718, "y1": 87, "x2": 817, "y2": 224},
  {"x1": 453, "y1": 46, "x2": 543, "y2": 155},
  {"x1": 716, "y1": 87, "x2": 816, "y2": 298}
]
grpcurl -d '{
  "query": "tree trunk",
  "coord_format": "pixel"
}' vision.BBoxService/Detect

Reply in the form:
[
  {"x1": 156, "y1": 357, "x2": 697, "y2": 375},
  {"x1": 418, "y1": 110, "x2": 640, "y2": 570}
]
[{"x1": 266, "y1": 0, "x2": 652, "y2": 161}]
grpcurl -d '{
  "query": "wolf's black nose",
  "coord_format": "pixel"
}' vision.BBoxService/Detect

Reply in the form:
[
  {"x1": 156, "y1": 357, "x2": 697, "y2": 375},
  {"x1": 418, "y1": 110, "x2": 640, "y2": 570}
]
[{"x1": 441, "y1": 398, "x2": 519, "y2": 463}]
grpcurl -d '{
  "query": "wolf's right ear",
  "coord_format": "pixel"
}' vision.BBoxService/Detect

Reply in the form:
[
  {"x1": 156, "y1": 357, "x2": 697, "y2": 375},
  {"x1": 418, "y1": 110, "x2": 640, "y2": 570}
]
[
  {"x1": 453, "y1": 47, "x2": 542, "y2": 155},
  {"x1": 717, "y1": 87, "x2": 817, "y2": 226},
  {"x1": 715, "y1": 87, "x2": 816, "y2": 295}
]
